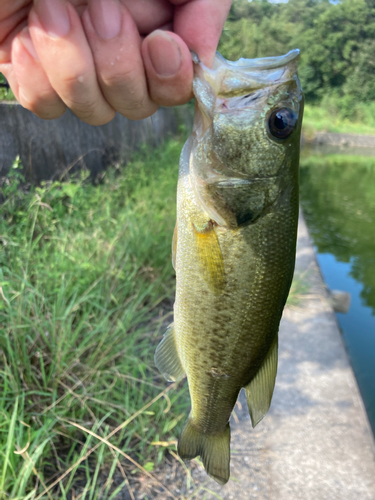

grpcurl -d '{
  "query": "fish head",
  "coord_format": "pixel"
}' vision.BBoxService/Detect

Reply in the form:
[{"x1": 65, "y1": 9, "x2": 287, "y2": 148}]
[{"x1": 190, "y1": 50, "x2": 304, "y2": 228}]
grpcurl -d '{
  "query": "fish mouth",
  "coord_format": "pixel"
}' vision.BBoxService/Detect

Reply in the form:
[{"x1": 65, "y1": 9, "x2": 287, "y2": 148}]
[
  {"x1": 213, "y1": 49, "x2": 300, "y2": 71},
  {"x1": 194, "y1": 50, "x2": 301, "y2": 99}
]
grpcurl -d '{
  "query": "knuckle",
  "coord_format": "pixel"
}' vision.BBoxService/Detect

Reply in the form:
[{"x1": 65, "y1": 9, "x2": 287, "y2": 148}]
[
  {"x1": 148, "y1": 73, "x2": 193, "y2": 108},
  {"x1": 99, "y1": 69, "x2": 159, "y2": 119},
  {"x1": 60, "y1": 69, "x2": 92, "y2": 94},
  {"x1": 151, "y1": 88, "x2": 192, "y2": 108},
  {"x1": 122, "y1": 106, "x2": 158, "y2": 121},
  {"x1": 19, "y1": 87, "x2": 65, "y2": 119},
  {"x1": 58, "y1": 70, "x2": 116, "y2": 124},
  {"x1": 69, "y1": 97, "x2": 97, "y2": 121},
  {"x1": 101, "y1": 65, "x2": 140, "y2": 89},
  {"x1": 117, "y1": 95, "x2": 158, "y2": 120},
  {"x1": 72, "y1": 101, "x2": 115, "y2": 125}
]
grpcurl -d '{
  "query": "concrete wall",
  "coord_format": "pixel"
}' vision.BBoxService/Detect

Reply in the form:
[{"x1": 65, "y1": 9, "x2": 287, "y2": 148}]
[{"x1": 0, "y1": 102, "x2": 193, "y2": 184}]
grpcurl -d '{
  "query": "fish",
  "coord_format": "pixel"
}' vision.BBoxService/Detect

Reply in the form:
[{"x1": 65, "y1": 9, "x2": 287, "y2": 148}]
[{"x1": 155, "y1": 49, "x2": 304, "y2": 485}]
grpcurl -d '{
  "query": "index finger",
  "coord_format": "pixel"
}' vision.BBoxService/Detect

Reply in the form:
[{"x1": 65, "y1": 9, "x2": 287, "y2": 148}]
[{"x1": 171, "y1": 0, "x2": 232, "y2": 67}]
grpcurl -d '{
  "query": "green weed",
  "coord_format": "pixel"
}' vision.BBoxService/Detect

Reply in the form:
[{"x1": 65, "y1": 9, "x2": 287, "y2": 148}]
[
  {"x1": 303, "y1": 99, "x2": 375, "y2": 138},
  {"x1": 0, "y1": 131, "x2": 314, "y2": 499},
  {"x1": 287, "y1": 272, "x2": 310, "y2": 307},
  {"x1": 0, "y1": 73, "x2": 15, "y2": 101},
  {"x1": 0, "y1": 137, "x2": 191, "y2": 498}
]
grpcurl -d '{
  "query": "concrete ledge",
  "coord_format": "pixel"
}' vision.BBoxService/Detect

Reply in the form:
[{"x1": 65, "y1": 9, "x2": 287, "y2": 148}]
[{"x1": 308, "y1": 132, "x2": 375, "y2": 148}]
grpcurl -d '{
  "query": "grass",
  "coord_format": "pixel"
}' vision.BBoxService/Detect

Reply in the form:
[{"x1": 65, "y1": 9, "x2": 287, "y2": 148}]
[
  {"x1": 287, "y1": 272, "x2": 310, "y2": 307},
  {"x1": 0, "y1": 73, "x2": 14, "y2": 102},
  {"x1": 0, "y1": 127, "x2": 311, "y2": 499},
  {"x1": 303, "y1": 99, "x2": 375, "y2": 138},
  {"x1": 0, "y1": 137, "x2": 194, "y2": 499},
  {"x1": 300, "y1": 152, "x2": 375, "y2": 170}
]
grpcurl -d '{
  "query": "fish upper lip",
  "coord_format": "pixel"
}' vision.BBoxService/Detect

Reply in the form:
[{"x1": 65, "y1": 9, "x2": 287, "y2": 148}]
[
  {"x1": 214, "y1": 49, "x2": 300, "y2": 71},
  {"x1": 193, "y1": 49, "x2": 300, "y2": 71},
  {"x1": 193, "y1": 50, "x2": 301, "y2": 100}
]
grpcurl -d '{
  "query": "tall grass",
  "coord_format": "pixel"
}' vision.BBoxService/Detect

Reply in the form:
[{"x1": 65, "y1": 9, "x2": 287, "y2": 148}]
[
  {"x1": 0, "y1": 131, "x2": 309, "y2": 499},
  {"x1": 0, "y1": 137, "x2": 191, "y2": 499},
  {"x1": 303, "y1": 98, "x2": 375, "y2": 138}
]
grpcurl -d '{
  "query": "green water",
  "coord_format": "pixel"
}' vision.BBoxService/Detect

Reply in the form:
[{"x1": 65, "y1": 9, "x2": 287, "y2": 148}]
[{"x1": 299, "y1": 150, "x2": 375, "y2": 435}]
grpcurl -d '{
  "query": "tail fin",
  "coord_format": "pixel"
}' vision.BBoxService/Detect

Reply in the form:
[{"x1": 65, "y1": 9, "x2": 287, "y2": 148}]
[{"x1": 178, "y1": 417, "x2": 231, "y2": 485}]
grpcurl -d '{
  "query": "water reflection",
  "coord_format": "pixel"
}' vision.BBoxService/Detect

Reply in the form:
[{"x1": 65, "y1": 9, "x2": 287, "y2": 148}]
[{"x1": 299, "y1": 148, "x2": 375, "y2": 435}]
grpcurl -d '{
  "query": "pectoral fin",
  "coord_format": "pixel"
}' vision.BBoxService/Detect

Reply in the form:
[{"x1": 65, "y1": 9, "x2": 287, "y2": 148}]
[
  {"x1": 154, "y1": 324, "x2": 185, "y2": 382},
  {"x1": 245, "y1": 335, "x2": 278, "y2": 428},
  {"x1": 192, "y1": 221, "x2": 226, "y2": 294}
]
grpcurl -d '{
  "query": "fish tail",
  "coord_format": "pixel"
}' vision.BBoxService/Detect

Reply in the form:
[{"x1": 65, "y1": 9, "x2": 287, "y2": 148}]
[{"x1": 178, "y1": 417, "x2": 231, "y2": 485}]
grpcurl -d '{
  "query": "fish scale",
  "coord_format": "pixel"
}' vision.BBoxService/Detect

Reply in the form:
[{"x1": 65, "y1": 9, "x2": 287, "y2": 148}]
[{"x1": 154, "y1": 50, "x2": 304, "y2": 485}]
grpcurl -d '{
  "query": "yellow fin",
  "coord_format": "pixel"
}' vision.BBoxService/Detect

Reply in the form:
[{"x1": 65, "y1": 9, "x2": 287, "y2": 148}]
[
  {"x1": 178, "y1": 417, "x2": 231, "y2": 485},
  {"x1": 154, "y1": 324, "x2": 185, "y2": 382},
  {"x1": 192, "y1": 221, "x2": 225, "y2": 294},
  {"x1": 172, "y1": 222, "x2": 177, "y2": 271},
  {"x1": 244, "y1": 335, "x2": 278, "y2": 428}
]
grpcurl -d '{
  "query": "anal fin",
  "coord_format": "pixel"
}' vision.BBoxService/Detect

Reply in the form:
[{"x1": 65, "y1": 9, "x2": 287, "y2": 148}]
[
  {"x1": 154, "y1": 324, "x2": 185, "y2": 382},
  {"x1": 245, "y1": 335, "x2": 278, "y2": 428}
]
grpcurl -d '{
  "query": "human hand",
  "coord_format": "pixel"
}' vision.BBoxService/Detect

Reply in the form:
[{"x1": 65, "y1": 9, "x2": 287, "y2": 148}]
[{"x1": 0, "y1": 0, "x2": 232, "y2": 124}]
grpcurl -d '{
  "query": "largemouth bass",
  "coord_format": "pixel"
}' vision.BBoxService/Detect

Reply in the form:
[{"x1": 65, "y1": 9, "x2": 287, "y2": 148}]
[{"x1": 155, "y1": 50, "x2": 304, "y2": 485}]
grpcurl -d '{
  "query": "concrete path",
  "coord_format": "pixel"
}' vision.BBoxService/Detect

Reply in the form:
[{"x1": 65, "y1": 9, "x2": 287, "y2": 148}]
[{"x1": 201, "y1": 214, "x2": 375, "y2": 500}]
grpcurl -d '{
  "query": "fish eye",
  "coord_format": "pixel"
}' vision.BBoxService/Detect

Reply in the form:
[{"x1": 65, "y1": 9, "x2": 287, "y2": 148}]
[{"x1": 268, "y1": 107, "x2": 297, "y2": 140}]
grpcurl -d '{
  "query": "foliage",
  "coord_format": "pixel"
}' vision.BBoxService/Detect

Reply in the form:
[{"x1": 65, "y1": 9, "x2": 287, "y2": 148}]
[
  {"x1": 0, "y1": 133, "x2": 308, "y2": 497},
  {"x1": 0, "y1": 73, "x2": 15, "y2": 101},
  {"x1": 303, "y1": 98, "x2": 375, "y2": 136},
  {"x1": 0, "y1": 138, "x2": 191, "y2": 498},
  {"x1": 220, "y1": 0, "x2": 375, "y2": 107}
]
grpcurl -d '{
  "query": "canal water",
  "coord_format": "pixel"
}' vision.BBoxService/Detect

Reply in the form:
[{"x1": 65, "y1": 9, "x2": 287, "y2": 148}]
[{"x1": 299, "y1": 147, "x2": 375, "y2": 435}]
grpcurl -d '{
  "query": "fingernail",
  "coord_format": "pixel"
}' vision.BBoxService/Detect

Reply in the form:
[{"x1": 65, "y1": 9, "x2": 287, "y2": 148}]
[
  {"x1": 34, "y1": 0, "x2": 70, "y2": 38},
  {"x1": 89, "y1": 0, "x2": 121, "y2": 40},
  {"x1": 147, "y1": 31, "x2": 182, "y2": 78},
  {"x1": 19, "y1": 27, "x2": 39, "y2": 60}
]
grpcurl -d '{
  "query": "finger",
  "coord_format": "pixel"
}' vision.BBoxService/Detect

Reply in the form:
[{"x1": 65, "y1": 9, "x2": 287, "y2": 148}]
[
  {"x1": 29, "y1": 0, "x2": 116, "y2": 125},
  {"x1": 122, "y1": 0, "x2": 172, "y2": 35},
  {"x1": 0, "y1": 4, "x2": 30, "y2": 51},
  {"x1": 11, "y1": 27, "x2": 66, "y2": 119},
  {"x1": 142, "y1": 30, "x2": 193, "y2": 107},
  {"x1": 171, "y1": 0, "x2": 232, "y2": 67},
  {"x1": 0, "y1": 16, "x2": 28, "y2": 100},
  {"x1": 82, "y1": 0, "x2": 158, "y2": 121}
]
